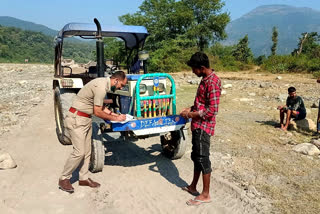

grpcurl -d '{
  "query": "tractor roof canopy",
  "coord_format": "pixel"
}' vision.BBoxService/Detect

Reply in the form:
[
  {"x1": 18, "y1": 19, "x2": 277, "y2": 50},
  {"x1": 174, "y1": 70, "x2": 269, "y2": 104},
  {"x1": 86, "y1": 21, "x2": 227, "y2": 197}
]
[{"x1": 55, "y1": 23, "x2": 149, "y2": 49}]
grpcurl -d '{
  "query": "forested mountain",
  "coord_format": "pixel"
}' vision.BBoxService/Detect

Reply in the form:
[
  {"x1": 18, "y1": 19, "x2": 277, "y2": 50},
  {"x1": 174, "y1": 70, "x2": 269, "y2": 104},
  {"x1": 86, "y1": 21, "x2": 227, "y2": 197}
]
[
  {"x1": 224, "y1": 5, "x2": 320, "y2": 56},
  {"x1": 0, "y1": 26, "x2": 53, "y2": 63},
  {"x1": 0, "y1": 16, "x2": 58, "y2": 37},
  {"x1": 0, "y1": 26, "x2": 94, "y2": 63}
]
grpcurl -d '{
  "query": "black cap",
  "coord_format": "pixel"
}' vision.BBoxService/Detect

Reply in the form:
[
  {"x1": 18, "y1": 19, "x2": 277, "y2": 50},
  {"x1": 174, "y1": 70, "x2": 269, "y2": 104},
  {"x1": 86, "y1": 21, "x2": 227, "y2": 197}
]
[{"x1": 187, "y1": 52, "x2": 209, "y2": 68}]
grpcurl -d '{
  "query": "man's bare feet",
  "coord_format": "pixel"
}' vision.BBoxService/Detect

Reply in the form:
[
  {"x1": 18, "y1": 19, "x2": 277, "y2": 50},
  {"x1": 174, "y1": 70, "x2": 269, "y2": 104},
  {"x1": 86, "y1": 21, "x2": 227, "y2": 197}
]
[
  {"x1": 181, "y1": 186, "x2": 200, "y2": 196},
  {"x1": 186, "y1": 194, "x2": 211, "y2": 206}
]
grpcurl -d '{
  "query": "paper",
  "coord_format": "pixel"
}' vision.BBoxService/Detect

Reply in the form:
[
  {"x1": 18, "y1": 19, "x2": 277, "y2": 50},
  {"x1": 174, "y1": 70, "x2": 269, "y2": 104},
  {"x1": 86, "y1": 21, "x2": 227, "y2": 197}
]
[{"x1": 110, "y1": 114, "x2": 135, "y2": 124}]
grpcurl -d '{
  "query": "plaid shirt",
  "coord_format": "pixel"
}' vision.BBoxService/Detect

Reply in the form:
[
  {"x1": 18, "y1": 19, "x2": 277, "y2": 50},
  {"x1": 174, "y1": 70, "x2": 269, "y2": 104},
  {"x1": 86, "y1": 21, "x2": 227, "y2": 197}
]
[{"x1": 191, "y1": 71, "x2": 221, "y2": 136}]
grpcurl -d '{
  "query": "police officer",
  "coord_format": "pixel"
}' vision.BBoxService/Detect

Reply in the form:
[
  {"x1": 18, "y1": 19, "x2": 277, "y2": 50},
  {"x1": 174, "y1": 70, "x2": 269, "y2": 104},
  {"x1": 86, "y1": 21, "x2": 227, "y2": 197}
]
[{"x1": 58, "y1": 71, "x2": 127, "y2": 193}]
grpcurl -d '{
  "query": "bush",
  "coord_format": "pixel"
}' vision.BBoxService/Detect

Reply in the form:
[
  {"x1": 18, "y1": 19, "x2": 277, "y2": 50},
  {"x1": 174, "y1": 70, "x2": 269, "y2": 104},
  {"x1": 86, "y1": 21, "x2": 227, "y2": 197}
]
[
  {"x1": 262, "y1": 55, "x2": 294, "y2": 73},
  {"x1": 261, "y1": 54, "x2": 320, "y2": 74},
  {"x1": 254, "y1": 55, "x2": 267, "y2": 65},
  {"x1": 208, "y1": 44, "x2": 253, "y2": 71},
  {"x1": 148, "y1": 38, "x2": 196, "y2": 73}
]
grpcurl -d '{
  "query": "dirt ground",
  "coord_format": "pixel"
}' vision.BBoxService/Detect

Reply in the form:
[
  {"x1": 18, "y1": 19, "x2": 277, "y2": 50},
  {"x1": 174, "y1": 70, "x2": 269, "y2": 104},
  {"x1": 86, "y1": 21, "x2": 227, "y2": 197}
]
[{"x1": 0, "y1": 64, "x2": 320, "y2": 214}]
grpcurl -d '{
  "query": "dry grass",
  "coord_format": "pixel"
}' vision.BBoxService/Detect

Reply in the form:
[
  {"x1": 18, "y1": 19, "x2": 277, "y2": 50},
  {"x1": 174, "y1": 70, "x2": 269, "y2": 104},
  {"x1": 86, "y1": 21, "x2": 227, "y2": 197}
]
[{"x1": 174, "y1": 71, "x2": 320, "y2": 214}]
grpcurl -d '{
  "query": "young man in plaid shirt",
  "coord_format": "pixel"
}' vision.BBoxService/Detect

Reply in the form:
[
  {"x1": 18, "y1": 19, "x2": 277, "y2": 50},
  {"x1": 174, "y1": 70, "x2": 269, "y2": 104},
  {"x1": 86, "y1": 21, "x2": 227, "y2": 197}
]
[{"x1": 180, "y1": 52, "x2": 221, "y2": 206}]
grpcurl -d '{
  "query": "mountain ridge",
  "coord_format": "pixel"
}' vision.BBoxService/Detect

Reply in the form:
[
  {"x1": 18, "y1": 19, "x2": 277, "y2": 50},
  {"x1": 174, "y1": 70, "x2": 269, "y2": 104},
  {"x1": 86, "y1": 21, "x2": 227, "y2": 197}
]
[
  {"x1": 0, "y1": 16, "x2": 58, "y2": 37},
  {"x1": 225, "y1": 4, "x2": 320, "y2": 56}
]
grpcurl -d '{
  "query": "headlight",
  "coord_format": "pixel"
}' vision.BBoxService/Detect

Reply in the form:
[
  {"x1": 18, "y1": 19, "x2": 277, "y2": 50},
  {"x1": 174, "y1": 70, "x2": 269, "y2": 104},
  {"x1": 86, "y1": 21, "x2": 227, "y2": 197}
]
[
  {"x1": 121, "y1": 84, "x2": 129, "y2": 91},
  {"x1": 158, "y1": 83, "x2": 165, "y2": 92},
  {"x1": 139, "y1": 84, "x2": 147, "y2": 94}
]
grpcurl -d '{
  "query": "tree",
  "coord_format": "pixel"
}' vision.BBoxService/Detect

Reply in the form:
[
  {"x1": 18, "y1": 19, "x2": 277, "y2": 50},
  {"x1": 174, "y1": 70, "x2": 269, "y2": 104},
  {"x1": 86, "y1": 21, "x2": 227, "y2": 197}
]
[
  {"x1": 271, "y1": 26, "x2": 278, "y2": 56},
  {"x1": 292, "y1": 32, "x2": 320, "y2": 56},
  {"x1": 119, "y1": 0, "x2": 194, "y2": 51},
  {"x1": 232, "y1": 35, "x2": 253, "y2": 63},
  {"x1": 103, "y1": 38, "x2": 126, "y2": 65},
  {"x1": 119, "y1": 0, "x2": 230, "y2": 51},
  {"x1": 183, "y1": 0, "x2": 230, "y2": 51}
]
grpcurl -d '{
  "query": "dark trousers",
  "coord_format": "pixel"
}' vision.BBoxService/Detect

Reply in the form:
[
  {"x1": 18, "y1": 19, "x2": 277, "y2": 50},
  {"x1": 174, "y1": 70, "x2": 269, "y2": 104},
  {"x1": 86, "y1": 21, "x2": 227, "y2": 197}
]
[{"x1": 191, "y1": 129, "x2": 212, "y2": 174}]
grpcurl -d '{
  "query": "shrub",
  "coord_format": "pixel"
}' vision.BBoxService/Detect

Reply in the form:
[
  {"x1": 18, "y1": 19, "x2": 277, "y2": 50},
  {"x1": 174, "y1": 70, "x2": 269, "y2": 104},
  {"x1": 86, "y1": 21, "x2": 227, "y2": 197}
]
[{"x1": 148, "y1": 38, "x2": 196, "y2": 73}]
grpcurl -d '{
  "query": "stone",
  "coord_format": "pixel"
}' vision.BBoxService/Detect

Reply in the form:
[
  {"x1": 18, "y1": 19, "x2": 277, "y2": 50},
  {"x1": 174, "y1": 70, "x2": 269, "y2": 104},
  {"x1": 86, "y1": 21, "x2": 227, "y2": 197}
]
[
  {"x1": 223, "y1": 84, "x2": 232, "y2": 89},
  {"x1": 293, "y1": 143, "x2": 320, "y2": 156},
  {"x1": 18, "y1": 80, "x2": 28, "y2": 85},
  {"x1": 259, "y1": 82, "x2": 273, "y2": 88},
  {"x1": 310, "y1": 139, "x2": 320, "y2": 149},
  {"x1": 289, "y1": 118, "x2": 316, "y2": 132},
  {"x1": 276, "y1": 94, "x2": 287, "y2": 102},
  {"x1": 276, "y1": 76, "x2": 282, "y2": 80},
  {"x1": 221, "y1": 90, "x2": 227, "y2": 95},
  {"x1": 311, "y1": 101, "x2": 319, "y2": 108},
  {"x1": 240, "y1": 98, "x2": 255, "y2": 102},
  {"x1": 0, "y1": 153, "x2": 17, "y2": 169},
  {"x1": 187, "y1": 80, "x2": 198, "y2": 85}
]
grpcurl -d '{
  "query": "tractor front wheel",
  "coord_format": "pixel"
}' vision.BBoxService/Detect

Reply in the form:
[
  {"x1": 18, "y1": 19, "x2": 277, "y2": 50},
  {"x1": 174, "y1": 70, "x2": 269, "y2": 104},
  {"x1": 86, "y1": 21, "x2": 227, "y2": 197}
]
[{"x1": 160, "y1": 129, "x2": 188, "y2": 159}]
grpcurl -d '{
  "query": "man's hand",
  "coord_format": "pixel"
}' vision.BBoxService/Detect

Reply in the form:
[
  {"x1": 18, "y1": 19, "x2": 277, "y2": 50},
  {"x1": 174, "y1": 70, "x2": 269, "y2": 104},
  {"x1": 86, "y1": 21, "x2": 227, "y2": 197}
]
[
  {"x1": 277, "y1": 106, "x2": 283, "y2": 110},
  {"x1": 180, "y1": 107, "x2": 191, "y2": 114},
  {"x1": 180, "y1": 111, "x2": 188, "y2": 119},
  {"x1": 113, "y1": 114, "x2": 126, "y2": 121}
]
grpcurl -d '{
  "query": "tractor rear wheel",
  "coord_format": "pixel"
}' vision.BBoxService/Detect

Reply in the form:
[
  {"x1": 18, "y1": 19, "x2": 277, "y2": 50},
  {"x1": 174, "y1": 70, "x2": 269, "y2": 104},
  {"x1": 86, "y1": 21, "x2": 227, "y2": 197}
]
[{"x1": 54, "y1": 87, "x2": 77, "y2": 145}]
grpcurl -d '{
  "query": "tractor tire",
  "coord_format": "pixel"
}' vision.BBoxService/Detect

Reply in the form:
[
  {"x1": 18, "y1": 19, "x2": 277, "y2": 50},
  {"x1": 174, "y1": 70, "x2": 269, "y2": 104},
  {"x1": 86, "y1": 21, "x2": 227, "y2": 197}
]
[
  {"x1": 161, "y1": 128, "x2": 188, "y2": 160},
  {"x1": 54, "y1": 87, "x2": 77, "y2": 145},
  {"x1": 89, "y1": 123, "x2": 105, "y2": 173}
]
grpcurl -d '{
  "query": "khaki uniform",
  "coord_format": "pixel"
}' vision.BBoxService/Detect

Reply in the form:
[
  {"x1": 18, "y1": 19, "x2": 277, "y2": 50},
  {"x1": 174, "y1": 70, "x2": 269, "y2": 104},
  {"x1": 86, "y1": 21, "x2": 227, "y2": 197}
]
[{"x1": 60, "y1": 78, "x2": 111, "y2": 180}]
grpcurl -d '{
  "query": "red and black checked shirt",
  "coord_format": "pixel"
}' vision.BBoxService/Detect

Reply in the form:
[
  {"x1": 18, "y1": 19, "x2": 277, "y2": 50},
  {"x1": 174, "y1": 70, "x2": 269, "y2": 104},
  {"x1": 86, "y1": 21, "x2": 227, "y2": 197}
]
[{"x1": 191, "y1": 71, "x2": 221, "y2": 136}]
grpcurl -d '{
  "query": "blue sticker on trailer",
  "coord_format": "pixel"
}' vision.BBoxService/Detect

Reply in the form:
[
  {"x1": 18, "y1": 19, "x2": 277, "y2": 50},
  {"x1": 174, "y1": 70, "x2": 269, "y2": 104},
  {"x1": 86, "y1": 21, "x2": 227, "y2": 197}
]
[
  {"x1": 153, "y1": 77, "x2": 159, "y2": 87},
  {"x1": 110, "y1": 115, "x2": 187, "y2": 131}
]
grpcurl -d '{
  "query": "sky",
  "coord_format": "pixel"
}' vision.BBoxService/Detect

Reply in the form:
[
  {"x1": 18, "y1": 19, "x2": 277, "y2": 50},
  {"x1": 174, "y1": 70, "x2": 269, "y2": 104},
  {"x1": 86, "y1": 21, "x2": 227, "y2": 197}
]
[{"x1": 0, "y1": 0, "x2": 319, "y2": 30}]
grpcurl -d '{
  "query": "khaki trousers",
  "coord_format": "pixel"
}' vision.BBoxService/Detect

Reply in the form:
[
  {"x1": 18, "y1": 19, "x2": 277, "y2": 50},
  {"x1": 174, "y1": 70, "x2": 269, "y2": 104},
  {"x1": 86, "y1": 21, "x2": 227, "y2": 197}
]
[{"x1": 60, "y1": 111, "x2": 92, "y2": 180}]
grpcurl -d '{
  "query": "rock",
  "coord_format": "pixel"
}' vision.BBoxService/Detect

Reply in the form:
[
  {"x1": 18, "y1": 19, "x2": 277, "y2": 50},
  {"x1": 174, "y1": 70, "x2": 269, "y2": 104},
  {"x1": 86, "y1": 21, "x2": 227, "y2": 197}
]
[
  {"x1": 293, "y1": 143, "x2": 320, "y2": 156},
  {"x1": 221, "y1": 90, "x2": 227, "y2": 95},
  {"x1": 311, "y1": 101, "x2": 319, "y2": 108},
  {"x1": 0, "y1": 153, "x2": 17, "y2": 169},
  {"x1": 310, "y1": 139, "x2": 320, "y2": 149},
  {"x1": 288, "y1": 140, "x2": 298, "y2": 145},
  {"x1": 276, "y1": 76, "x2": 282, "y2": 80},
  {"x1": 248, "y1": 93, "x2": 256, "y2": 96},
  {"x1": 276, "y1": 94, "x2": 287, "y2": 102},
  {"x1": 187, "y1": 80, "x2": 198, "y2": 85},
  {"x1": 223, "y1": 84, "x2": 232, "y2": 89},
  {"x1": 286, "y1": 132, "x2": 293, "y2": 138},
  {"x1": 289, "y1": 119, "x2": 316, "y2": 132},
  {"x1": 259, "y1": 82, "x2": 273, "y2": 88},
  {"x1": 248, "y1": 185, "x2": 260, "y2": 197},
  {"x1": 240, "y1": 98, "x2": 255, "y2": 102},
  {"x1": 18, "y1": 80, "x2": 28, "y2": 85}
]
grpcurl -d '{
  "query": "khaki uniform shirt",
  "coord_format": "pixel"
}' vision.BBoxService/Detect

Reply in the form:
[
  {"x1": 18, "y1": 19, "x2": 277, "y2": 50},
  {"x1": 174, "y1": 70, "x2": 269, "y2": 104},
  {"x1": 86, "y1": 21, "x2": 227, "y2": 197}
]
[{"x1": 72, "y1": 77, "x2": 111, "y2": 115}]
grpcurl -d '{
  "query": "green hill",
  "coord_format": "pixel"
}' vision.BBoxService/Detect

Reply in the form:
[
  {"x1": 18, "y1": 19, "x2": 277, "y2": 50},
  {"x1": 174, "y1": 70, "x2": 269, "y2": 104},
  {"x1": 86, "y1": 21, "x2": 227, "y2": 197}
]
[
  {"x1": 225, "y1": 5, "x2": 320, "y2": 56},
  {"x1": 0, "y1": 16, "x2": 58, "y2": 37},
  {"x1": 0, "y1": 26, "x2": 53, "y2": 63},
  {"x1": 0, "y1": 26, "x2": 94, "y2": 63}
]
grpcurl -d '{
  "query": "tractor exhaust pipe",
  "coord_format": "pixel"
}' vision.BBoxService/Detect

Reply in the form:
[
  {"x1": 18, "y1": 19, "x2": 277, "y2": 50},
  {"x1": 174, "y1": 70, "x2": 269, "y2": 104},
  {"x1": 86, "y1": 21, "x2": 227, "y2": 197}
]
[{"x1": 94, "y1": 18, "x2": 105, "y2": 77}]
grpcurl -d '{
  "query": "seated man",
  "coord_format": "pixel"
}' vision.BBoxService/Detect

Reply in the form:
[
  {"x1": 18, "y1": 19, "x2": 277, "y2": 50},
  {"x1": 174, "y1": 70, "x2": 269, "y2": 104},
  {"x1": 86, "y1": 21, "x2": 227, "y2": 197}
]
[
  {"x1": 277, "y1": 87, "x2": 306, "y2": 131},
  {"x1": 130, "y1": 55, "x2": 141, "y2": 74}
]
